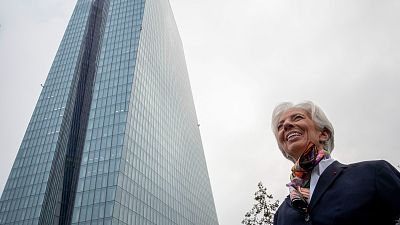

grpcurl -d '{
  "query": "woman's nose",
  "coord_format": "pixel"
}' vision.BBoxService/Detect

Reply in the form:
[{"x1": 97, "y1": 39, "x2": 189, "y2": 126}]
[{"x1": 283, "y1": 121, "x2": 294, "y2": 130}]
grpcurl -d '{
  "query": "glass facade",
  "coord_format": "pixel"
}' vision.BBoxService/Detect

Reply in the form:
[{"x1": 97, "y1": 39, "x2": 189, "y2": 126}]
[{"x1": 0, "y1": 0, "x2": 219, "y2": 225}]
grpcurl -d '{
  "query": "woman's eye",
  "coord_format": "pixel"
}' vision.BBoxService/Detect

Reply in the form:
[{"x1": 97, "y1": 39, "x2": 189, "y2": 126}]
[
  {"x1": 277, "y1": 124, "x2": 283, "y2": 130},
  {"x1": 294, "y1": 115, "x2": 303, "y2": 120}
]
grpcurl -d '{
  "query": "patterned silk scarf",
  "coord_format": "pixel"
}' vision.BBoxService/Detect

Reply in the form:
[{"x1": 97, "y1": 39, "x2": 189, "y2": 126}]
[{"x1": 287, "y1": 143, "x2": 330, "y2": 212}]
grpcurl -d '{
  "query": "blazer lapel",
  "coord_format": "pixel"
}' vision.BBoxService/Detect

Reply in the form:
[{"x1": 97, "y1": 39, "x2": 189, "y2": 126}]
[{"x1": 309, "y1": 161, "x2": 347, "y2": 210}]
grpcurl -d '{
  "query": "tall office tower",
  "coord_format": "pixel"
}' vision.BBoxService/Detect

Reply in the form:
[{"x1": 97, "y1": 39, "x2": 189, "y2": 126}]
[{"x1": 0, "y1": 0, "x2": 219, "y2": 225}]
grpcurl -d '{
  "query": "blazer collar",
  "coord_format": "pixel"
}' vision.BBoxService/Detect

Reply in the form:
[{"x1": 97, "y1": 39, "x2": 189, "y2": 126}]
[{"x1": 309, "y1": 161, "x2": 347, "y2": 210}]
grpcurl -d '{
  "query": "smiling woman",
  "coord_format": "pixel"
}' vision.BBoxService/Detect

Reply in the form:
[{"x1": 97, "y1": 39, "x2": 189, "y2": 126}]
[
  {"x1": 271, "y1": 101, "x2": 400, "y2": 225},
  {"x1": 275, "y1": 108, "x2": 329, "y2": 161},
  {"x1": 272, "y1": 102, "x2": 334, "y2": 163}
]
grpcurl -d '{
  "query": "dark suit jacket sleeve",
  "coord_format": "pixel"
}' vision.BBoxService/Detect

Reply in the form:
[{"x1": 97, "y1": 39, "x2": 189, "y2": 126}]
[
  {"x1": 375, "y1": 161, "x2": 400, "y2": 222},
  {"x1": 273, "y1": 208, "x2": 278, "y2": 225}
]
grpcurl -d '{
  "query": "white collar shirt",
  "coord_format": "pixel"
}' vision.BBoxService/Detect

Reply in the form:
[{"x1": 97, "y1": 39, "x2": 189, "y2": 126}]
[{"x1": 308, "y1": 157, "x2": 336, "y2": 202}]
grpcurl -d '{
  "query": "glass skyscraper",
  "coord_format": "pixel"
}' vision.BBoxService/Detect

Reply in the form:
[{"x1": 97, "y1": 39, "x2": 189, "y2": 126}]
[{"x1": 0, "y1": 0, "x2": 219, "y2": 225}]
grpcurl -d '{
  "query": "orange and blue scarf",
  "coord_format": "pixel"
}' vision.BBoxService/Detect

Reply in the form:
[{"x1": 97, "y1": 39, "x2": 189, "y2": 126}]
[{"x1": 287, "y1": 143, "x2": 330, "y2": 212}]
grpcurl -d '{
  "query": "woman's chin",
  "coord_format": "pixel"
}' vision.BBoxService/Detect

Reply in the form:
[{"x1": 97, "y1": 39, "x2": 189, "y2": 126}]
[{"x1": 286, "y1": 143, "x2": 307, "y2": 159}]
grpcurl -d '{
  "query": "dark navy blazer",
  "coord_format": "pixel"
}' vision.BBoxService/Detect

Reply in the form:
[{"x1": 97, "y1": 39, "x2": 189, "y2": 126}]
[{"x1": 273, "y1": 160, "x2": 400, "y2": 225}]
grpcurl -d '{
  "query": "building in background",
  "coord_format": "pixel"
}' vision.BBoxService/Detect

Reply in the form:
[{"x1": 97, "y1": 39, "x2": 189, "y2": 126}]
[{"x1": 0, "y1": 0, "x2": 219, "y2": 224}]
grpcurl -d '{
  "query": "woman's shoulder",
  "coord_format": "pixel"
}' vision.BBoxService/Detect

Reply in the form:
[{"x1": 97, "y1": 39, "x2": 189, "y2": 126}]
[
  {"x1": 348, "y1": 159, "x2": 392, "y2": 167},
  {"x1": 340, "y1": 160, "x2": 400, "y2": 186},
  {"x1": 346, "y1": 160, "x2": 399, "y2": 173},
  {"x1": 326, "y1": 160, "x2": 400, "y2": 187}
]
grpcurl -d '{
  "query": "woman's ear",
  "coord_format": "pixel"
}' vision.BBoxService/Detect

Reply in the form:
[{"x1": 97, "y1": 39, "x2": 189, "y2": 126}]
[{"x1": 319, "y1": 128, "x2": 330, "y2": 142}]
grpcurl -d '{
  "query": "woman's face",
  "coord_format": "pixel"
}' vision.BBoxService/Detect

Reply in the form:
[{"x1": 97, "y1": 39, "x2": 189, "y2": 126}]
[{"x1": 276, "y1": 108, "x2": 328, "y2": 161}]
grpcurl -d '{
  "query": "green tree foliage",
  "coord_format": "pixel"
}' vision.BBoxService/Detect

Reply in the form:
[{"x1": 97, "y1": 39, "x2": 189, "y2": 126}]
[{"x1": 242, "y1": 182, "x2": 280, "y2": 225}]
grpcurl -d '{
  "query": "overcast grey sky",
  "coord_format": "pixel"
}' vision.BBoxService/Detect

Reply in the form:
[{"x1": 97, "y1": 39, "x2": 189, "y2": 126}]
[{"x1": 1, "y1": 1, "x2": 400, "y2": 225}]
